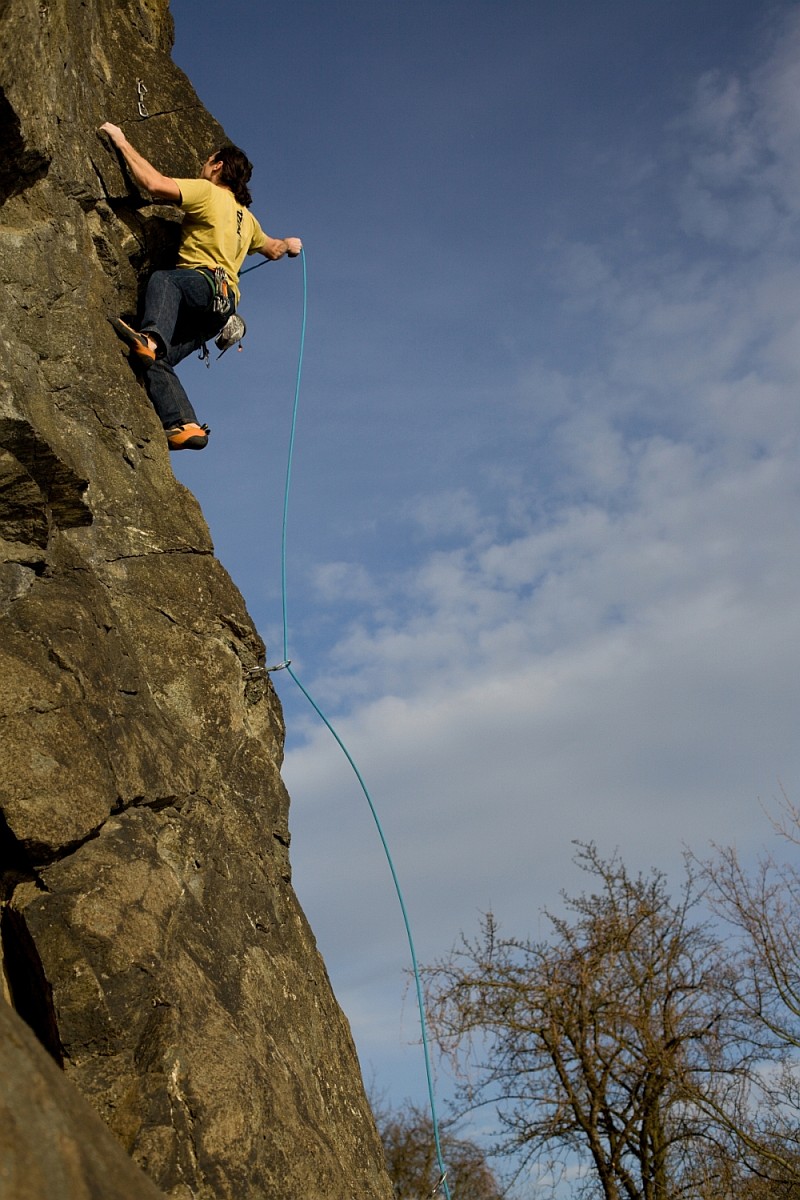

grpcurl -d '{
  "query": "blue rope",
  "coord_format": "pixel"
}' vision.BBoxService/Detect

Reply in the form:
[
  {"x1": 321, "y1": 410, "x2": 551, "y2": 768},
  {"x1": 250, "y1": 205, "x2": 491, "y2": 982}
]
[
  {"x1": 274, "y1": 249, "x2": 452, "y2": 1200},
  {"x1": 240, "y1": 256, "x2": 269, "y2": 276}
]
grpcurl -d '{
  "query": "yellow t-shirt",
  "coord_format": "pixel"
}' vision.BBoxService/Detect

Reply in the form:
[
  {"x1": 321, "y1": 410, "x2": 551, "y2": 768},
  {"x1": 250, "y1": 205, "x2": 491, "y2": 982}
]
[{"x1": 174, "y1": 178, "x2": 266, "y2": 302}]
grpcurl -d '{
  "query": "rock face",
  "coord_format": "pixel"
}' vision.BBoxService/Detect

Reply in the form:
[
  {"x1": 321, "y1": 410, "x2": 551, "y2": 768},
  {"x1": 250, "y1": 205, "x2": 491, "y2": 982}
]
[
  {"x1": 0, "y1": 3, "x2": 392, "y2": 1198},
  {"x1": 0, "y1": 999, "x2": 167, "y2": 1200}
]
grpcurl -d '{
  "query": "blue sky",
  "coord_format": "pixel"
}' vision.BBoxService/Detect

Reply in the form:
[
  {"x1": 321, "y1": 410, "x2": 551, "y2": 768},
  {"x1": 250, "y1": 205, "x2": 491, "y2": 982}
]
[{"x1": 166, "y1": 0, "x2": 800, "y2": 1173}]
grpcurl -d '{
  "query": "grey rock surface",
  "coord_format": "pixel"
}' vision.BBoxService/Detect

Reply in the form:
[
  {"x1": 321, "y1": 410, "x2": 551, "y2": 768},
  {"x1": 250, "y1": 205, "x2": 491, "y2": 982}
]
[{"x1": 0, "y1": 2, "x2": 392, "y2": 1197}]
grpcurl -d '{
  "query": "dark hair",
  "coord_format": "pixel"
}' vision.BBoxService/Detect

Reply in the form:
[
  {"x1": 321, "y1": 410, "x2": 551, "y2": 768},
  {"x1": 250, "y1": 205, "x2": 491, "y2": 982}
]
[{"x1": 212, "y1": 144, "x2": 253, "y2": 207}]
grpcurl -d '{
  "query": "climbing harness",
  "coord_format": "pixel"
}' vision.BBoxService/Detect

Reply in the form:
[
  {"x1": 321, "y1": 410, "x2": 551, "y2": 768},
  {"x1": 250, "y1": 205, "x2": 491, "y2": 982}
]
[
  {"x1": 194, "y1": 268, "x2": 244, "y2": 367},
  {"x1": 197, "y1": 265, "x2": 231, "y2": 315},
  {"x1": 268, "y1": 251, "x2": 453, "y2": 1200}
]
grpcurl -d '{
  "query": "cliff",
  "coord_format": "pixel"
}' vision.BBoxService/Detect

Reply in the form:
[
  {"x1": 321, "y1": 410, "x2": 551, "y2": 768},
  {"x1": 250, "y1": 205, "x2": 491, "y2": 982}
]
[{"x1": 0, "y1": 2, "x2": 392, "y2": 1197}]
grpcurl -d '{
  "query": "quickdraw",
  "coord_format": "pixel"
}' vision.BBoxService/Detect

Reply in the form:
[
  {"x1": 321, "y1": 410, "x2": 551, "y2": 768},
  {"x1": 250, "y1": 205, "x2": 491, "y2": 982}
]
[{"x1": 136, "y1": 79, "x2": 149, "y2": 118}]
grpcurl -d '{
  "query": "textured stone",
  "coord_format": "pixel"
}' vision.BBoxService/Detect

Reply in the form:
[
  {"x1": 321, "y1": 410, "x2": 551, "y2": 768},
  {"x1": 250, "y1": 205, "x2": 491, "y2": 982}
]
[
  {"x1": 0, "y1": 998, "x2": 167, "y2": 1200},
  {"x1": 0, "y1": 2, "x2": 392, "y2": 1197}
]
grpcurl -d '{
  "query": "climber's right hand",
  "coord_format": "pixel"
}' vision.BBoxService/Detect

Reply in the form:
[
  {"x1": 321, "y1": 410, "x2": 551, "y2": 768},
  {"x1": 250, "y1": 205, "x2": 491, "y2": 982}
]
[{"x1": 99, "y1": 122, "x2": 125, "y2": 147}]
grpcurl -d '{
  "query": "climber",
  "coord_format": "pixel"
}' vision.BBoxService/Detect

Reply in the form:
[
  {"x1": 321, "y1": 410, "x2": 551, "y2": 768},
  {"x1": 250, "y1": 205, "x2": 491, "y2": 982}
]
[{"x1": 99, "y1": 122, "x2": 302, "y2": 451}]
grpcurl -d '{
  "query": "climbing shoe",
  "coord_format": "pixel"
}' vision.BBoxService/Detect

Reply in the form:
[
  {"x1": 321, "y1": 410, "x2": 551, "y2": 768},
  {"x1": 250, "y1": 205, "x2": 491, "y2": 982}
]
[
  {"x1": 109, "y1": 317, "x2": 157, "y2": 363},
  {"x1": 165, "y1": 422, "x2": 210, "y2": 451}
]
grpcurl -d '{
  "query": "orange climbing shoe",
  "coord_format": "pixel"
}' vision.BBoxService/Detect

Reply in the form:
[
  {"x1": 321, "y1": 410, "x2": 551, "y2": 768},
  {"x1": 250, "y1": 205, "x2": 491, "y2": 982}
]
[
  {"x1": 165, "y1": 422, "x2": 210, "y2": 451},
  {"x1": 109, "y1": 317, "x2": 157, "y2": 363}
]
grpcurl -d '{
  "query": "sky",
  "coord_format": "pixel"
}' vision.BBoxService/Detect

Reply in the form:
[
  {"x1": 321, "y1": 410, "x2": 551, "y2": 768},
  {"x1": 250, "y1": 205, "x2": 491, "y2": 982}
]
[{"x1": 165, "y1": 0, "x2": 800, "y2": 1177}]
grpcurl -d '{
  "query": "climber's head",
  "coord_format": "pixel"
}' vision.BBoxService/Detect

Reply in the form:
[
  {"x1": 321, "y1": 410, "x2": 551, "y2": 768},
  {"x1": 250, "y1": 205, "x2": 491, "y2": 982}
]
[{"x1": 201, "y1": 145, "x2": 253, "y2": 208}]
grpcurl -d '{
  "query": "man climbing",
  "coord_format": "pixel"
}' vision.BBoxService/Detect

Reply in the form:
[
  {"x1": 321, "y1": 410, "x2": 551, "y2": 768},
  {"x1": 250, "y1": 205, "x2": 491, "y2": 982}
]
[{"x1": 99, "y1": 122, "x2": 302, "y2": 450}]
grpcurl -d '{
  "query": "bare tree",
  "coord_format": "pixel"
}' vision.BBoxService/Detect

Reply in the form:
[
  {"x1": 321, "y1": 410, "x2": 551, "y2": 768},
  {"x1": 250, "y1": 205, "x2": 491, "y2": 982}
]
[
  {"x1": 373, "y1": 1096, "x2": 504, "y2": 1200},
  {"x1": 677, "y1": 1137, "x2": 800, "y2": 1200},
  {"x1": 422, "y1": 843, "x2": 737, "y2": 1200},
  {"x1": 696, "y1": 795, "x2": 800, "y2": 1193}
]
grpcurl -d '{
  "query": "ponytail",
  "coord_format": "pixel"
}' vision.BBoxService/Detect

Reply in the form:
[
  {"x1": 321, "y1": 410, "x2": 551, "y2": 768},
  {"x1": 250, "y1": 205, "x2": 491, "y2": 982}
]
[{"x1": 212, "y1": 144, "x2": 253, "y2": 207}]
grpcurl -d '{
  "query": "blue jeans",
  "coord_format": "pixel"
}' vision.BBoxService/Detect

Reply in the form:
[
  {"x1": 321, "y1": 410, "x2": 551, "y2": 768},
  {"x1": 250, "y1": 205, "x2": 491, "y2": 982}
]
[{"x1": 139, "y1": 268, "x2": 235, "y2": 428}]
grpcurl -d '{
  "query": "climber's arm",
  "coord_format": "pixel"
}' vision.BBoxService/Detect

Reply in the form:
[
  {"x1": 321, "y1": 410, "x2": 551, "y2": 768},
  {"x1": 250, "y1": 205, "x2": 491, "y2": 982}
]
[
  {"x1": 99, "y1": 123, "x2": 181, "y2": 203},
  {"x1": 258, "y1": 235, "x2": 303, "y2": 260}
]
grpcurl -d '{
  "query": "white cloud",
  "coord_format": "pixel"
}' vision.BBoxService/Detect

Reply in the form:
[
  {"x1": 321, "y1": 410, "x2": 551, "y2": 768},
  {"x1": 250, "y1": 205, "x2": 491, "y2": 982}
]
[
  {"x1": 270, "y1": 4, "x2": 800, "y2": 1122},
  {"x1": 404, "y1": 487, "x2": 490, "y2": 541},
  {"x1": 672, "y1": 13, "x2": 800, "y2": 251},
  {"x1": 311, "y1": 559, "x2": 381, "y2": 604}
]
